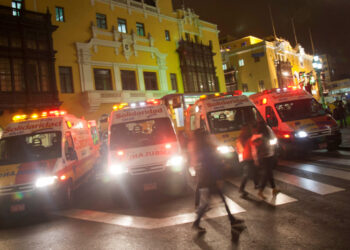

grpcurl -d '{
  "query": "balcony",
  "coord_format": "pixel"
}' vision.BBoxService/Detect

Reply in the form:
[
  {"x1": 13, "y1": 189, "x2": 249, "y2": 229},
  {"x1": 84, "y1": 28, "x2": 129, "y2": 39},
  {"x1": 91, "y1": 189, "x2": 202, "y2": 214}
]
[
  {"x1": 0, "y1": 92, "x2": 61, "y2": 109},
  {"x1": 83, "y1": 90, "x2": 174, "y2": 112},
  {"x1": 105, "y1": 0, "x2": 158, "y2": 14}
]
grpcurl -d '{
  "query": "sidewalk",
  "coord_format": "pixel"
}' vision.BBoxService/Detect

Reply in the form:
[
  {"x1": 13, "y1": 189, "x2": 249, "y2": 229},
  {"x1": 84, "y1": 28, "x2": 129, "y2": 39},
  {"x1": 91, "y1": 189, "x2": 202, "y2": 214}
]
[{"x1": 340, "y1": 128, "x2": 350, "y2": 149}]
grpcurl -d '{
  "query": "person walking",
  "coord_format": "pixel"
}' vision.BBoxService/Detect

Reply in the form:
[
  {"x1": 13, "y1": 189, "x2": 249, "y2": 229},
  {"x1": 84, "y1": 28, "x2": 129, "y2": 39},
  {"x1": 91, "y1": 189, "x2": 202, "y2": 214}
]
[
  {"x1": 338, "y1": 101, "x2": 347, "y2": 128},
  {"x1": 251, "y1": 122, "x2": 279, "y2": 200},
  {"x1": 192, "y1": 129, "x2": 243, "y2": 233},
  {"x1": 236, "y1": 125, "x2": 258, "y2": 197}
]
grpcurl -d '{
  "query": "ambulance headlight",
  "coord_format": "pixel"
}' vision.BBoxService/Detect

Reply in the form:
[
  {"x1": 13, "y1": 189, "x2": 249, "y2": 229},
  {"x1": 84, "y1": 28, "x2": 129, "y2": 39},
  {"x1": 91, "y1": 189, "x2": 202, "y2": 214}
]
[
  {"x1": 166, "y1": 155, "x2": 184, "y2": 172},
  {"x1": 295, "y1": 131, "x2": 308, "y2": 138},
  {"x1": 217, "y1": 145, "x2": 235, "y2": 154},
  {"x1": 269, "y1": 138, "x2": 278, "y2": 145},
  {"x1": 35, "y1": 176, "x2": 58, "y2": 188},
  {"x1": 109, "y1": 163, "x2": 128, "y2": 175}
]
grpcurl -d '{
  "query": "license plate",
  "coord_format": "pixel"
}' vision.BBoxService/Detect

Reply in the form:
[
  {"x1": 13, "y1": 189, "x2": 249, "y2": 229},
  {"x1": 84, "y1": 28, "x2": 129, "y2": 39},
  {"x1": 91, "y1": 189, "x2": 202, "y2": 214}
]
[
  {"x1": 10, "y1": 204, "x2": 26, "y2": 213},
  {"x1": 319, "y1": 143, "x2": 327, "y2": 149},
  {"x1": 144, "y1": 183, "x2": 157, "y2": 191}
]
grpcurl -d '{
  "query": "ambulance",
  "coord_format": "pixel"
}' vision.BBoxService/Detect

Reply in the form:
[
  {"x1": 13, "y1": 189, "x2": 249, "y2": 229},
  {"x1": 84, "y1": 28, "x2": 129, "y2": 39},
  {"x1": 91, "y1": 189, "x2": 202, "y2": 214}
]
[
  {"x1": 106, "y1": 100, "x2": 186, "y2": 193},
  {"x1": 0, "y1": 110, "x2": 99, "y2": 215},
  {"x1": 185, "y1": 91, "x2": 275, "y2": 169},
  {"x1": 250, "y1": 87, "x2": 341, "y2": 154}
]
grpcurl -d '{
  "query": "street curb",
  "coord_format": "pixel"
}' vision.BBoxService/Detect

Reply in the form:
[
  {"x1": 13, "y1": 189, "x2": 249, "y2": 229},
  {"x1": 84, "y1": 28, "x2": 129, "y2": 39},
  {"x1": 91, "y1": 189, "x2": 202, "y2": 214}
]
[{"x1": 338, "y1": 146, "x2": 350, "y2": 151}]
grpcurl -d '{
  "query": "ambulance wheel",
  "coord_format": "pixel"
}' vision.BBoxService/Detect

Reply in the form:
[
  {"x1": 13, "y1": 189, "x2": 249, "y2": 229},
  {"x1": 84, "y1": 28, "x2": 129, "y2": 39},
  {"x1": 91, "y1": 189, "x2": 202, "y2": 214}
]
[{"x1": 60, "y1": 179, "x2": 74, "y2": 209}]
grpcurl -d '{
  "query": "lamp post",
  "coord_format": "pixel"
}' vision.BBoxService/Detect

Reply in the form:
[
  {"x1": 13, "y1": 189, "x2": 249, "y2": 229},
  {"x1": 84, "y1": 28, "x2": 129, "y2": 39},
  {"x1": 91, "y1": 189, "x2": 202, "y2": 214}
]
[{"x1": 312, "y1": 55, "x2": 325, "y2": 107}]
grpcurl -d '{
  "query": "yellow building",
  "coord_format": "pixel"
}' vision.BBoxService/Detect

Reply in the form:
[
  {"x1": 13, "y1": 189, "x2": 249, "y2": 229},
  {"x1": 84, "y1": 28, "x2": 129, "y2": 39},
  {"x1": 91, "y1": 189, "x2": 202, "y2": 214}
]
[
  {"x1": 0, "y1": 0, "x2": 225, "y2": 131},
  {"x1": 221, "y1": 36, "x2": 315, "y2": 94}
]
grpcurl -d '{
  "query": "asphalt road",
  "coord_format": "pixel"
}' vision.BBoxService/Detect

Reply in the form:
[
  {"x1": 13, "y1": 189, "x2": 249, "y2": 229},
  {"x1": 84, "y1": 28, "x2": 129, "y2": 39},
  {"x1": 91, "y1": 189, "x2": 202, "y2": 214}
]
[{"x1": 1, "y1": 148, "x2": 350, "y2": 250}]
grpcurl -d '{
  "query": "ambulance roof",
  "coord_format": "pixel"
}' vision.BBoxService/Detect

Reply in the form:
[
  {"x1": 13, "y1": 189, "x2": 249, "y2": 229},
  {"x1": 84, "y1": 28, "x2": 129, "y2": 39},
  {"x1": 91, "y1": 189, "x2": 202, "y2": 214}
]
[
  {"x1": 111, "y1": 104, "x2": 169, "y2": 125},
  {"x1": 199, "y1": 95, "x2": 253, "y2": 112},
  {"x1": 250, "y1": 88, "x2": 313, "y2": 104}
]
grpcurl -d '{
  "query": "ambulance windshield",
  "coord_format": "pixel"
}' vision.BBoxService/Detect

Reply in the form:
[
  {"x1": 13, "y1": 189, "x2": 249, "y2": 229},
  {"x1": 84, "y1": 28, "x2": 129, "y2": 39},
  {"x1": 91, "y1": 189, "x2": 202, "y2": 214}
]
[
  {"x1": 0, "y1": 132, "x2": 62, "y2": 165},
  {"x1": 110, "y1": 118, "x2": 176, "y2": 150},
  {"x1": 208, "y1": 106, "x2": 264, "y2": 134},
  {"x1": 275, "y1": 98, "x2": 326, "y2": 122}
]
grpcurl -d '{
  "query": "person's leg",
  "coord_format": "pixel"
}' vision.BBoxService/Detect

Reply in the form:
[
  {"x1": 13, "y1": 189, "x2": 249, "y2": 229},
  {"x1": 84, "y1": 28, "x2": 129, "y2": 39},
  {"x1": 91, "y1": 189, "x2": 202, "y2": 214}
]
[
  {"x1": 239, "y1": 163, "x2": 249, "y2": 194},
  {"x1": 193, "y1": 188, "x2": 209, "y2": 231},
  {"x1": 258, "y1": 159, "x2": 269, "y2": 199},
  {"x1": 194, "y1": 184, "x2": 200, "y2": 208}
]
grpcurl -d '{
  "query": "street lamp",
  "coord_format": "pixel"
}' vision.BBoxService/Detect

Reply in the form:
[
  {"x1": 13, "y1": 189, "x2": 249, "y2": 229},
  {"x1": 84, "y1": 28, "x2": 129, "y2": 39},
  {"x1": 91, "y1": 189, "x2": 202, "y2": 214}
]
[{"x1": 312, "y1": 55, "x2": 325, "y2": 107}]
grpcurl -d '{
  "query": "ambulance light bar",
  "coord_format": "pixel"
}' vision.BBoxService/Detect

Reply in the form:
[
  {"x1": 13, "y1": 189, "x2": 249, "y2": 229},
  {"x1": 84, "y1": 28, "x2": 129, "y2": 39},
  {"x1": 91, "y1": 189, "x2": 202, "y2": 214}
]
[
  {"x1": 199, "y1": 91, "x2": 243, "y2": 100},
  {"x1": 263, "y1": 86, "x2": 302, "y2": 95},
  {"x1": 113, "y1": 99, "x2": 161, "y2": 111},
  {"x1": 12, "y1": 110, "x2": 67, "y2": 122}
]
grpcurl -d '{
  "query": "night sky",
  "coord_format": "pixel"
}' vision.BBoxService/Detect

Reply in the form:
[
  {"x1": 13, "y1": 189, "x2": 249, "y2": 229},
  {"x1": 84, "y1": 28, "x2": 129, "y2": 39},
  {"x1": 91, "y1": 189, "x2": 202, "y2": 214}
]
[{"x1": 173, "y1": 0, "x2": 350, "y2": 80}]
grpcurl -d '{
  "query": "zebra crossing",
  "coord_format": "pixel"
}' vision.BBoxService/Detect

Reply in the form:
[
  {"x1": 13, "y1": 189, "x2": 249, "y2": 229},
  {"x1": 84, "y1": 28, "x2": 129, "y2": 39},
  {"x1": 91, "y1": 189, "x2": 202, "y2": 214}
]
[{"x1": 54, "y1": 152, "x2": 350, "y2": 229}]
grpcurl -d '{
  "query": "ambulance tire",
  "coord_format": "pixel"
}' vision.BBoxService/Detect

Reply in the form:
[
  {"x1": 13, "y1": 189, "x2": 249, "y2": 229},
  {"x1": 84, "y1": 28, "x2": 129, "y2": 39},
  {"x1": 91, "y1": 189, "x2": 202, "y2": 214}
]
[{"x1": 60, "y1": 179, "x2": 74, "y2": 209}]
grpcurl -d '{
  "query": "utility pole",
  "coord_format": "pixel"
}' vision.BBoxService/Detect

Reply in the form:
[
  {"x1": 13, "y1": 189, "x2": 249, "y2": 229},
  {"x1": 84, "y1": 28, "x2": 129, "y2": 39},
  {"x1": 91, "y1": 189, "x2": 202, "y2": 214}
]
[
  {"x1": 309, "y1": 28, "x2": 315, "y2": 55},
  {"x1": 291, "y1": 17, "x2": 298, "y2": 46},
  {"x1": 268, "y1": 4, "x2": 277, "y2": 40}
]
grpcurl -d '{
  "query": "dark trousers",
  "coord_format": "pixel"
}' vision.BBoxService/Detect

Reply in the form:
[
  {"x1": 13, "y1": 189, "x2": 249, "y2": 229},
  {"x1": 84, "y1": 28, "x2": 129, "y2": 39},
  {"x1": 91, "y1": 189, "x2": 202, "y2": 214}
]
[
  {"x1": 194, "y1": 185, "x2": 236, "y2": 226},
  {"x1": 239, "y1": 160, "x2": 258, "y2": 191},
  {"x1": 338, "y1": 118, "x2": 347, "y2": 128},
  {"x1": 259, "y1": 157, "x2": 276, "y2": 191}
]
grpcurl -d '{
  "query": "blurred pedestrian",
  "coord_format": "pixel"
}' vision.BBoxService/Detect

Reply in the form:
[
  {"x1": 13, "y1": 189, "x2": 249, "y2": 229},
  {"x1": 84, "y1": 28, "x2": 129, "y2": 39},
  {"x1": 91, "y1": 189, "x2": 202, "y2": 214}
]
[
  {"x1": 337, "y1": 101, "x2": 347, "y2": 128},
  {"x1": 346, "y1": 100, "x2": 350, "y2": 114},
  {"x1": 251, "y1": 122, "x2": 280, "y2": 200},
  {"x1": 192, "y1": 129, "x2": 243, "y2": 233},
  {"x1": 236, "y1": 125, "x2": 257, "y2": 197}
]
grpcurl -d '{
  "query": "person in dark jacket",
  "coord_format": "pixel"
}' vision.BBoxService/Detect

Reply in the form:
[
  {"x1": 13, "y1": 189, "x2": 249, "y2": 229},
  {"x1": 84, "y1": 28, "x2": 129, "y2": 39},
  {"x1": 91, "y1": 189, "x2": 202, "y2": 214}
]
[
  {"x1": 337, "y1": 101, "x2": 347, "y2": 128},
  {"x1": 236, "y1": 125, "x2": 258, "y2": 197},
  {"x1": 192, "y1": 129, "x2": 243, "y2": 233}
]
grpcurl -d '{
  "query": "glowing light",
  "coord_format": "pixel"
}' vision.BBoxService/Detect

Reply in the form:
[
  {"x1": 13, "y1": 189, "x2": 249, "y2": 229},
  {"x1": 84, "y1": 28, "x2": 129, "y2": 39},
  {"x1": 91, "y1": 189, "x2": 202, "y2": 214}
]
[
  {"x1": 215, "y1": 93, "x2": 220, "y2": 97},
  {"x1": 269, "y1": 138, "x2": 278, "y2": 145},
  {"x1": 217, "y1": 145, "x2": 235, "y2": 154},
  {"x1": 41, "y1": 112, "x2": 48, "y2": 117},
  {"x1": 283, "y1": 134, "x2": 291, "y2": 139},
  {"x1": 200, "y1": 95, "x2": 207, "y2": 99},
  {"x1": 60, "y1": 175, "x2": 66, "y2": 181},
  {"x1": 130, "y1": 103, "x2": 136, "y2": 108},
  {"x1": 66, "y1": 121, "x2": 72, "y2": 128},
  {"x1": 165, "y1": 143, "x2": 172, "y2": 149},
  {"x1": 282, "y1": 71, "x2": 289, "y2": 77},
  {"x1": 262, "y1": 98, "x2": 267, "y2": 105},
  {"x1": 295, "y1": 131, "x2": 308, "y2": 138},
  {"x1": 35, "y1": 176, "x2": 58, "y2": 188},
  {"x1": 117, "y1": 150, "x2": 124, "y2": 156},
  {"x1": 31, "y1": 113, "x2": 39, "y2": 119}
]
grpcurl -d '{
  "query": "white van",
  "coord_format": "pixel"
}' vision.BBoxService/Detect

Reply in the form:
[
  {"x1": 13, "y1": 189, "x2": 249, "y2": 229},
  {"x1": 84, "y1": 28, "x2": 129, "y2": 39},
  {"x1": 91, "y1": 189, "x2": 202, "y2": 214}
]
[
  {"x1": 106, "y1": 100, "x2": 186, "y2": 192},
  {"x1": 0, "y1": 110, "x2": 99, "y2": 215}
]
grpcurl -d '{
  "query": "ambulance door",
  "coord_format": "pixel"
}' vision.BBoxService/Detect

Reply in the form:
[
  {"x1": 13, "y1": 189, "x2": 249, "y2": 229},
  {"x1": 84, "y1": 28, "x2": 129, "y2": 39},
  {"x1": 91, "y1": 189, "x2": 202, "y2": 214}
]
[
  {"x1": 265, "y1": 106, "x2": 279, "y2": 133},
  {"x1": 64, "y1": 131, "x2": 78, "y2": 181}
]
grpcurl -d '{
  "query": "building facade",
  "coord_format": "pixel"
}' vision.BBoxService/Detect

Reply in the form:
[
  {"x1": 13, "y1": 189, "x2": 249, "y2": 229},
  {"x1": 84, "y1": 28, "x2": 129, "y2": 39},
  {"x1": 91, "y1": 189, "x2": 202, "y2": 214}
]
[
  {"x1": 221, "y1": 36, "x2": 315, "y2": 94},
  {"x1": 0, "y1": 0, "x2": 225, "y2": 130}
]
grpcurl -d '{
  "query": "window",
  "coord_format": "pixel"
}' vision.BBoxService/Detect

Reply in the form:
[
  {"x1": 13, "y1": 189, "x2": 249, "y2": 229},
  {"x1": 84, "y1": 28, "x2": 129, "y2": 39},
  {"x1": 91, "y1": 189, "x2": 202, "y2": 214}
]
[
  {"x1": 118, "y1": 18, "x2": 127, "y2": 33},
  {"x1": 266, "y1": 106, "x2": 278, "y2": 127},
  {"x1": 0, "y1": 58, "x2": 12, "y2": 92},
  {"x1": 223, "y1": 64, "x2": 227, "y2": 70},
  {"x1": 238, "y1": 59, "x2": 244, "y2": 67},
  {"x1": 194, "y1": 35, "x2": 199, "y2": 43},
  {"x1": 55, "y1": 7, "x2": 65, "y2": 22},
  {"x1": 94, "y1": 69, "x2": 112, "y2": 90},
  {"x1": 242, "y1": 83, "x2": 248, "y2": 92},
  {"x1": 170, "y1": 73, "x2": 178, "y2": 91},
  {"x1": 143, "y1": 72, "x2": 158, "y2": 90},
  {"x1": 121, "y1": 70, "x2": 137, "y2": 90},
  {"x1": 185, "y1": 33, "x2": 190, "y2": 41},
  {"x1": 259, "y1": 80, "x2": 265, "y2": 91},
  {"x1": 136, "y1": 22, "x2": 145, "y2": 36},
  {"x1": 165, "y1": 30, "x2": 171, "y2": 41},
  {"x1": 59, "y1": 66, "x2": 74, "y2": 93},
  {"x1": 12, "y1": 0, "x2": 23, "y2": 16},
  {"x1": 96, "y1": 13, "x2": 107, "y2": 29},
  {"x1": 254, "y1": 57, "x2": 260, "y2": 62}
]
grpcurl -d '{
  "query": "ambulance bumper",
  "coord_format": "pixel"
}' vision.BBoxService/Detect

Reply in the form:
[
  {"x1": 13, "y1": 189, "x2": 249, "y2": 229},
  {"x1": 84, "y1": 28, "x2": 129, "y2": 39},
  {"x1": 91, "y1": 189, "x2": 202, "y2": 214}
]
[{"x1": 0, "y1": 185, "x2": 61, "y2": 216}]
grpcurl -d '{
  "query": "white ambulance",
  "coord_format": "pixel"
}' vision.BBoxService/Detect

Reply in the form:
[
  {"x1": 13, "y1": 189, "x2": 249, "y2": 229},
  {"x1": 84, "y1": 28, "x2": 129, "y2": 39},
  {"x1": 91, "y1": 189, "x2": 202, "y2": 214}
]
[
  {"x1": 185, "y1": 91, "x2": 275, "y2": 169},
  {"x1": 250, "y1": 87, "x2": 341, "y2": 154},
  {"x1": 0, "y1": 110, "x2": 99, "y2": 215},
  {"x1": 106, "y1": 100, "x2": 186, "y2": 193}
]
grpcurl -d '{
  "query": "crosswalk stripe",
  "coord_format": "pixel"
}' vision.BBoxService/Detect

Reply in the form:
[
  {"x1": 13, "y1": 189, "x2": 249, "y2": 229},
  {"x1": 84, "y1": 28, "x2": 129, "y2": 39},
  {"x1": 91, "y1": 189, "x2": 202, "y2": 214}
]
[
  {"x1": 274, "y1": 171, "x2": 345, "y2": 195},
  {"x1": 308, "y1": 156, "x2": 350, "y2": 166},
  {"x1": 279, "y1": 160, "x2": 350, "y2": 181},
  {"x1": 52, "y1": 196, "x2": 246, "y2": 229},
  {"x1": 227, "y1": 179, "x2": 297, "y2": 206}
]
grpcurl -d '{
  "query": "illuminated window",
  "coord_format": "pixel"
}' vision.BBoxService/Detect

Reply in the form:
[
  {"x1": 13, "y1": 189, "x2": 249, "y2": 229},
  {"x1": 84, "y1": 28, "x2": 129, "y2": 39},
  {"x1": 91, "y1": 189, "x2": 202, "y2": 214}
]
[
  {"x1": 238, "y1": 59, "x2": 244, "y2": 67},
  {"x1": 136, "y1": 22, "x2": 145, "y2": 36},
  {"x1": 118, "y1": 18, "x2": 127, "y2": 33},
  {"x1": 12, "y1": 0, "x2": 23, "y2": 16},
  {"x1": 165, "y1": 30, "x2": 171, "y2": 41},
  {"x1": 223, "y1": 64, "x2": 227, "y2": 70},
  {"x1": 96, "y1": 13, "x2": 107, "y2": 29},
  {"x1": 55, "y1": 7, "x2": 65, "y2": 22},
  {"x1": 59, "y1": 67, "x2": 74, "y2": 93}
]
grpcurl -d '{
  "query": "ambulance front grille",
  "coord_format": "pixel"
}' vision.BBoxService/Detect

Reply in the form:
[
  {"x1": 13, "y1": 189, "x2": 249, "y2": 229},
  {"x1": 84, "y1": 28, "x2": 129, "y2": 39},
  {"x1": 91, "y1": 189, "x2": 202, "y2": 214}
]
[
  {"x1": 308, "y1": 129, "x2": 331, "y2": 138},
  {"x1": 130, "y1": 164, "x2": 165, "y2": 175},
  {"x1": 0, "y1": 183, "x2": 34, "y2": 196}
]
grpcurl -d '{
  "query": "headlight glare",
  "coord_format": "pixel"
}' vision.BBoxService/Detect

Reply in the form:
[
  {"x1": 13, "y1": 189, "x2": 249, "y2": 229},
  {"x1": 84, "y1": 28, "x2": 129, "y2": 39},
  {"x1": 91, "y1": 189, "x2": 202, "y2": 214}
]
[
  {"x1": 269, "y1": 138, "x2": 278, "y2": 145},
  {"x1": 217, "y1": 145, "x2": 235, "y2": 154},
  {"x1": 166, "y1": 155, "x2": 184, "y2": 172},
  {"x1": 295, "y1": 131, "x2": 308, "y2": 138},
  {"x1": 109, "y1": 163, "x2": 128, "y2": 175},
  {"x1": 35, "y1": 176, "x2": 58, "y2": 188}
]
